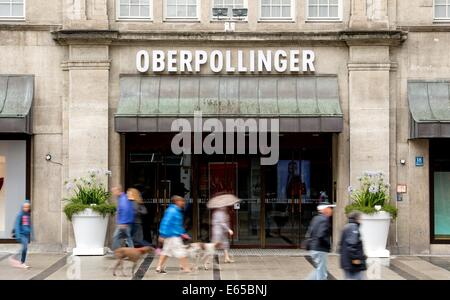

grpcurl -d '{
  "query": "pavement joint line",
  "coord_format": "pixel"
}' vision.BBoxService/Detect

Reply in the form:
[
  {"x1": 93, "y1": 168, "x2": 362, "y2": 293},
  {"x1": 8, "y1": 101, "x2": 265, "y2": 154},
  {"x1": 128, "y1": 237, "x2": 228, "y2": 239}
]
[
  {"x1": 0, "y1": 253, "x2": 12, "y2": 262},
  {"x1": 389, "y1": 259, "x2": 430, "y2": 280},
  {"x1": 213, "y1": 254, "x2": 221, "y2": 280},
  {"x1": 304, "y1": 255, "x2": 336, "y2": 280},
  {"x1": 418, "y1": 256, "x2": 450, "y2": 274},
  {"x1": 132, "y1": 254, "x2": 154, "y2": 280},
  {"x1": 30, "y1": 253, "x2": 70, "y2": 280},
  {"x1": 388, "y1": 263, "x2": 419, "y2": 280}
]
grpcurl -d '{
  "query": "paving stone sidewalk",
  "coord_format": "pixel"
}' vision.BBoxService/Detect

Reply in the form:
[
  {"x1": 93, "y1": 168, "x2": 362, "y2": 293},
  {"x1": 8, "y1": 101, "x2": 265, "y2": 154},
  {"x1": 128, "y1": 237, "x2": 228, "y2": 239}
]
[{"x1": 1, "y1": 250, "x2": 450, "y2": 280}]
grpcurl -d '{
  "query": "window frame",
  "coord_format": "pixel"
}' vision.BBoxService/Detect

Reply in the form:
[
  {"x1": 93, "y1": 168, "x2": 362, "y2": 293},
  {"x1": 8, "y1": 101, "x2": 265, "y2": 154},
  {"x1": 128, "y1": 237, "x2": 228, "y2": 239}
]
[
  {"x1": 258, "y1": 0, "x2": 295, "y2": 21},
  {"x1": 210, "y1": 0, "x2": 248, "y2": 21},
  {"x1": 0, "y1": 0, "x2": 26, "y2": 21},
  {"x1": 0, "y1": 134, "x2": 31, "y2": 243},
  {"x1": 433, "y1": 0, "x2": 450, "y2": 21},
  {"x1": 305, "y1": 0, "x2": 342, "y2": 22},
  {"x1": 116, "y1": 0, "x2": 153, "y2": 21},
  {"x1": 164, "y1": 0, "x2": 201, "y2": 21},
  {"x1": 430, "y1": 139, "x2": 450, "y2": 244}
]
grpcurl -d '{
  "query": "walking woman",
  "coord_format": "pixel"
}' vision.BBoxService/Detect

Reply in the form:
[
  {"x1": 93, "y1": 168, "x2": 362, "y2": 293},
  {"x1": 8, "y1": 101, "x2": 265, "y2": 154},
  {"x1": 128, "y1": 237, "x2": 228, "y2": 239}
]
[
  {"x1": 211, "y1": 206, "x2": 234, "y2": 263},
  {"x1": 127, "y1": 188, "x2": 149, "y2": 247},
  {"x1": 10, "y1": 200, "x2": 33, "y2": 269}
]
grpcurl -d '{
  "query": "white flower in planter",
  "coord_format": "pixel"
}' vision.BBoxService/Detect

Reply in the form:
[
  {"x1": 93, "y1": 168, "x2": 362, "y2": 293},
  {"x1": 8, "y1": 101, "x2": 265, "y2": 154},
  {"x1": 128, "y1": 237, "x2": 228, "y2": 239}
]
[
  {"x1": 368, "y1": 185, "x2": 379, "y2": 194},
  {"x1": 64, "y1": 170, "x2": 116, "y2": 256},
  {"x1": 65, "y1": 182, "x2": 74, "y2": 191},
  {"x1": 346, "y1": 171, "x2": 397, "y2": 258},
  {"x1": 347, "y1": 186, "x2": 354, "y2": 194}
]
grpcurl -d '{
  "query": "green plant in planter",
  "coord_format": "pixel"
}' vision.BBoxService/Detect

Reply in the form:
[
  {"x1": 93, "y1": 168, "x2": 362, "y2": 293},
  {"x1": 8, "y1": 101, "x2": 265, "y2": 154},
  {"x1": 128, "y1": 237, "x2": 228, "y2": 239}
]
[
  {"x1": 345, "y1": 172, "x2": 398, "y2": 219},
  {"x1": 63, "y1": 169, "x2": 116, "y2": 221}
]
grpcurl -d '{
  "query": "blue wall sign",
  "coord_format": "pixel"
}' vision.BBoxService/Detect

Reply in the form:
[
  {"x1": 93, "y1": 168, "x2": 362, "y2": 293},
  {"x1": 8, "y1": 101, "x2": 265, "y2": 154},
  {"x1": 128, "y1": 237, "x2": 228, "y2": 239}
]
[{"x1": 415, "y1": 156, "x2": 424, "y2": 167}]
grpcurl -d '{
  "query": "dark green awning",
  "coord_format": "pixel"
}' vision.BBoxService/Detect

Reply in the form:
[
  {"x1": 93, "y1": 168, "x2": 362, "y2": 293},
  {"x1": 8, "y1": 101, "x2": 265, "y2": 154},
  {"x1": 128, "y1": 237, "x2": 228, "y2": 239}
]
[
  {"x1": 408, "y1": 81, "x2": 450, "y2": 138},
  {"x1": 115, "y1": 75, "x2": 343, "y2": 133},
  {"x1": 0, "y1": 75, "x2": 34, "y2": 134}
]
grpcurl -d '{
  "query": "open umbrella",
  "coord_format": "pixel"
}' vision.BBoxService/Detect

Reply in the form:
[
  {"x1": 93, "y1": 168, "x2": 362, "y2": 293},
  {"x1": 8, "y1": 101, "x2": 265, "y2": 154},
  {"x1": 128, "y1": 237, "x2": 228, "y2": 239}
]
[{"x1": 207, "y1": 193, "x2": 239, "y2": 209}]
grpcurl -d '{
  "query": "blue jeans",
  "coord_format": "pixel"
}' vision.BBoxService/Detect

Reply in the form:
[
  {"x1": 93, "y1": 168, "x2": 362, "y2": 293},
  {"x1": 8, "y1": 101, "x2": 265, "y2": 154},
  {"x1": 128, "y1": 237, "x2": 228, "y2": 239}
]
[
  {"x1": 112, "y1": 225, "x2": 134, "y2": 250},
  {"x1": 344, "y1": 270, "x2": 365, "y2": 280},
  {"x1": 306, "y1": 251, "x2": 328, "y2": 280},
  {"x1": 131, "y1": 223, "x2": 151, "y2": 247},
  {"x1": 15, "y1": 234, "x2": 30, "y2": 263}
]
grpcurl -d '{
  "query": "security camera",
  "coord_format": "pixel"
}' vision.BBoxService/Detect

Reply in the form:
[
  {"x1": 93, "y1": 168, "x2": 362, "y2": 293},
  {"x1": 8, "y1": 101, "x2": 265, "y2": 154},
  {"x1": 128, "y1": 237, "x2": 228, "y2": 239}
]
[{"x1": 45, "y1": 154, "x2": 52, "y2": 161}]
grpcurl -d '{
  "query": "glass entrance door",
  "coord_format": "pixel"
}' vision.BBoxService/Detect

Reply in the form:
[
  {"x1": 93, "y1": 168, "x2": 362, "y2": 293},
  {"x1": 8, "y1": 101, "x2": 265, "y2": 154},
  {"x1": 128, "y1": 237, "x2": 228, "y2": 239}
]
[
  {"x1": 125, "y1": 133, "x2": 332, "y2": 248},
  {"x1": 126, "y1": 133, "x2": 192, "y2": 246},
  {"x1": 196, "y1": 155, "x2": 262, "y2": 247},
  {"x1": 263, "y1": 161, "x2": 303, "y2": 247},
  {"x1": 431, "y1": 139, "x2": 450, "y2": 242},
  {"x1": 262, "y1": 134, "x2": 333, "y2": 248}
]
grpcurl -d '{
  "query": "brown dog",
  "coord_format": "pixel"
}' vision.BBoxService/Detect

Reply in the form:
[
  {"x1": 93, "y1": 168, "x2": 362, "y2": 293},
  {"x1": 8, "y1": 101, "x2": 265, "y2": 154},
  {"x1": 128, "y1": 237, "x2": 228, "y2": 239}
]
[{"x1": 113, "y1": 246, "x2": 154, "y2": 277}]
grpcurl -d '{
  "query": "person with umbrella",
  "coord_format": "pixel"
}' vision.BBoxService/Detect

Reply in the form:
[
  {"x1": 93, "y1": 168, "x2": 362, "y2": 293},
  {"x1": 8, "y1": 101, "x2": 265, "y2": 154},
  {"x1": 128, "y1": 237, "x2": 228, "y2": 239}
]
[{"x1": 208, "y1": 193, "x2": 238, "y2": 263}]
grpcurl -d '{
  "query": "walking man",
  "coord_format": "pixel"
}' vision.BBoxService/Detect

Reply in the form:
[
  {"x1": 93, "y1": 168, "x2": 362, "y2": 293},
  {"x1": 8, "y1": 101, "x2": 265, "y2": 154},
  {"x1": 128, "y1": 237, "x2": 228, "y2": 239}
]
[
  {"x1": 111, "y1": 185, "x2": 135, "y2": 250},
  {"x1": 155, "y1": 195, "x2": 191, "y2": 274},
  {"x1": 339, "y1": 212, "x2": 367, "y2": 280},
  {"x1": 306, "y1": 202, "x2": 335, "y2": 280}
]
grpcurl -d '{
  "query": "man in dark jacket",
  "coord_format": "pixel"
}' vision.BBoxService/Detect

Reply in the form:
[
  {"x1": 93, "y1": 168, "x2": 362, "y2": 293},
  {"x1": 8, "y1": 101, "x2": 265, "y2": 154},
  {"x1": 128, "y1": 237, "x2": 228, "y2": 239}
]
[
  {"x1": 339, "y1": 212, "x2": 366, "y2": 280},
  {"x1": 305, "y1": 202, "x2": 335, "y2": 280}
]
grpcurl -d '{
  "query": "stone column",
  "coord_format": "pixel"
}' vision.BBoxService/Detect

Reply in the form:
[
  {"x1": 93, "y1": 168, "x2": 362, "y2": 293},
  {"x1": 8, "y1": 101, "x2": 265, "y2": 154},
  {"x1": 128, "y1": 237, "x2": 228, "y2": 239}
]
[
  {"x1": 62, "y1": 44, "x2": 111, "y2": 248},
  {"x1": 407, "y1": 140, "x2": 430, "y2": 254},
  {"x1": 366, "y1": 0, "x2": 389, "y2": 28},
  {"x1": 349, "y1": 0, "x2": 368, "y2": 29},
  {"x1": 63, "y1": 45, "x2": 110, "y2": 182},
  {"x1": 350, "y1": 0, "x2": 389, "y2": 29},
  {"x1": 348, "y1": 45, "x2": 391, "y2": 188},
  {"x1": 64, "y1": 0, "x2": 109, "y2": 30}
]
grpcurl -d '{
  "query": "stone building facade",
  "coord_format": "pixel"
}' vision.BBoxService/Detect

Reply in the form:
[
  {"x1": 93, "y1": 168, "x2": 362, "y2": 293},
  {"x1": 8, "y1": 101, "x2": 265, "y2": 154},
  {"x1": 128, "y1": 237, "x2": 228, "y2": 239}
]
[{"x1": 0, "y1": 0, "x2": 449, "y2": 254}]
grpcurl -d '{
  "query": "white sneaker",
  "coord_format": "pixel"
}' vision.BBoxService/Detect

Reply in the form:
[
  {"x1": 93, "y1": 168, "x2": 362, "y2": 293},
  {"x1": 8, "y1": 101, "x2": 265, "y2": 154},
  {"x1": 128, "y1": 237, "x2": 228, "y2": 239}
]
[
  {"x1": 20, "y1": 264, "x2": 30, "y2": 269},
  {"x1": 8, "y1": 256, "x2": 20, "y2": 268}
]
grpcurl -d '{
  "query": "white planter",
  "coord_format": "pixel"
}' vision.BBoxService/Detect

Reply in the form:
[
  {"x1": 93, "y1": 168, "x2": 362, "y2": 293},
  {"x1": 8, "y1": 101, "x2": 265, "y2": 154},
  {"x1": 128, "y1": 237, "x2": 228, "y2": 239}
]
[
  {"x1": 71, "y1": 208, "x2": 109, "y2": 256},
  {"x1": 359, "y1": 211, "x2": 391, "y2": 258}
]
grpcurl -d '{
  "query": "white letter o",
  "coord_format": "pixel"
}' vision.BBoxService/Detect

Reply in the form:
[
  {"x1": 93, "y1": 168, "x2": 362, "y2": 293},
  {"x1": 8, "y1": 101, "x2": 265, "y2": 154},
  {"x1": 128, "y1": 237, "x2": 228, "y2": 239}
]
[{"x1": 136, "y1": 50, "x2": 149, "y2": 73}]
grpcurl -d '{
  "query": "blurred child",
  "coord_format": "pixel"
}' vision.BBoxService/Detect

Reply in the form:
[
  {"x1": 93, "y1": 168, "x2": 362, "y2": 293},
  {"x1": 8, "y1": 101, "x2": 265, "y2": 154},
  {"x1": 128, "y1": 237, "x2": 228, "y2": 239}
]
[{"x1": 9, "y1": 201, "x2": 33, "y2": 269}]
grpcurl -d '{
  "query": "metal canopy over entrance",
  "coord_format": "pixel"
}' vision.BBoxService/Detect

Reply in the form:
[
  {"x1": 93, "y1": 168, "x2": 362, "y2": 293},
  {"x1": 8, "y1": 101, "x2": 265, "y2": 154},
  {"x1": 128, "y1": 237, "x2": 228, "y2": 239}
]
[
  {"x1": 408, "y1": 81, "x2": 450, "y2": 138},
  {"x1": 0, "y1": 75, "x2": 34, "y2": 134},
  {"x1": 115, "y1": 75, "x2": 343, "y2": 133}
]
